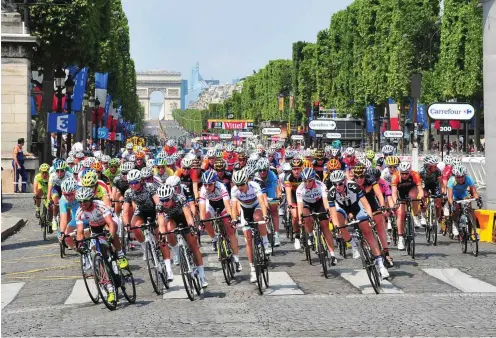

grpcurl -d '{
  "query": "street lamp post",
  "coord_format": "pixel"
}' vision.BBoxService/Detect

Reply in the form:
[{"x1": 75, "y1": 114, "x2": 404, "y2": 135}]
[
  {"x1": 93, "y1": 97, "x2": 100, "y2": 151},
  {"x1": 54, "y1": 67, "x2": 66, "y2": 158},
  {"x1": 65, "y1": 74, "x2": 75, "y2": 153},
  {"x1": 86, "y1": 96, "x2": 95, "y2": 151}
]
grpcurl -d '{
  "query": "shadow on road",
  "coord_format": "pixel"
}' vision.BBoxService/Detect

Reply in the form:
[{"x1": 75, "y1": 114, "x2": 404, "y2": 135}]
[
  {"x1": 1, "y1": 202, "x2": 13, "y2": 212},
  {"x1": 1, "y1": 238, "x2": 55, "y2": 251}
]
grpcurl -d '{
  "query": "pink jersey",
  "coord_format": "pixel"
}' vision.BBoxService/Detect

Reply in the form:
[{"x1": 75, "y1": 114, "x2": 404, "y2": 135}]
[
  {"x1": 442, "y1": 165, "x2": 453, "y2": 181},
  {"x1": 377, "y1": 178, "x2": 391, "y2": 197}
]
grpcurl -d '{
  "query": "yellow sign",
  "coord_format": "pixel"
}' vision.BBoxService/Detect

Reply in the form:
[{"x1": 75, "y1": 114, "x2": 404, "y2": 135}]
[{"x1": 126, "y1": 136, "x2": 145, "y2": 147}]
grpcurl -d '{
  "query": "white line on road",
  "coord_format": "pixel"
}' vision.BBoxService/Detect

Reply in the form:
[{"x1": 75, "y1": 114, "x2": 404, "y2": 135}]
[
  {"x1": 338, "y1": 269, "x2": 404, "y2": 294},
  {"x1": 265, "y1": 272, "x2": 304, "y2": 296},
  {"x1": 1, "y1": 282, "x2": 25, "y2": 309},
  {"x1": 163, "y1": 278, "x2": 186, "y2": 299},
  {"x1": 422, "y1": 268, "x2": 496, "y2": 293},
  {"x1": 64, "y1": 279, "x2": 98, "y2": 304}
]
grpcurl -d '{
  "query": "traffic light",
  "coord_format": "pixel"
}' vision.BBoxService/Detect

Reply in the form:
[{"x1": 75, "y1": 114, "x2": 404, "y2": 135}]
[{"x1": 313, "y1": 101, "x2": 320, "y2": 119}]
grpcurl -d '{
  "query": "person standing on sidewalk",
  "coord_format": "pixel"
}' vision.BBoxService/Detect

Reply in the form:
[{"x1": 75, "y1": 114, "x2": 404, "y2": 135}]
[{"x1": 12, "y1": 138, "x2": 33, "y2": 193}]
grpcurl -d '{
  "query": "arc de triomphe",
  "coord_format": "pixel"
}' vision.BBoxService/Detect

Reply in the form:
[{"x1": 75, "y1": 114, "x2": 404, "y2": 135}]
[{"x1": 137, "y1": 70, "x2": 182, "y2": 120}]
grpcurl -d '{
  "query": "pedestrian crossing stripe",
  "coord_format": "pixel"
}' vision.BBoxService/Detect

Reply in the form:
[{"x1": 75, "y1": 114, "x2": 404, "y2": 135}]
[
  {"x1": 337, "y1": 269, "x2": 404, "y2": 294},
  {"x1": 1, "y1": 282, "x2": 25, "y2": 309},
  {"x1": 65, "y1": 279, "x2": 98, "y2": 304},
  {"x1": 422, "y1": 268, "x2": 496, "y2": 293}
]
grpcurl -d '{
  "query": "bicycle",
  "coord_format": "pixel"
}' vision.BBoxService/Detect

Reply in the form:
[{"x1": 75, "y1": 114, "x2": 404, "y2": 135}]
[
  {"x1": 161, "y1": 225, "x2": 202, "y2": 301},
  {"x1": 200, "y1": 209, "x2": 235, "y2": 285},
  {"x1": 34, "y1": 196, "x2": 52, "y2": 240},
  {"x1": 331, "y1": 221, "x2": 347, "y2": 258},
  {"x1": 454, "y1": 198, "x2": 479, "y2": 257},
  {"x1": 302, "y1": 211, "x2": 334, "y2": 278},
  {"x1": 285, "y1": 203, "x2": 294, "y2": 241},
  {"x1": 59, "y1": 231, "x2": 76, "y2": 259},
  {"x1": 111, "y1": 200, "x2": 129, "y2": 253},
  {"x1": 75, "y1": 231, "x2": 99, "y2": 304},
  {"x1": 246, "y1": 220, "x2": 270, "y2": 295},
  {"x1": 77, "y1": 230, "x2": 136, "y2": 311},
  {"x1": 129, "y1": 218, "x2": 169, "y2": 295},
  {"x1": 384, "y1": 208, "x2": 398, "y2": 246},
  {"x1": 397, "y1": 198, "x2": 423, "y2": 259},
  {"x1": 266, "y1": 197, "x2": 281, "y2": 256},
  {"x1": 336, "y1": 218, "x2": 381, "y2": 294},
  {"x1": 425, "y1": 193, "x2": 444, "y2": 246}
]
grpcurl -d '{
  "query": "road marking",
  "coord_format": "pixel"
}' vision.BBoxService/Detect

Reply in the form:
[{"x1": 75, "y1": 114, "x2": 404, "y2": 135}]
[
  {"x1": 338, "y1": 269, "x2": 404, "y2": 294},
  {"x1": 1, "y1": 283, "x2": 25, "y2": 309},
  {"x1": 3, "y1": 275, "x2": 82, "y2": 281},
  {"x1": 1, "y1": 253, "x2": 61, "y2": 263},
  {"x1": 162, "y1": 278, "x2": 187, "y2": 299},
  {"x1": 423, "y1": 268, "x2": 496, "y2": 293},
  {"x1": 265, "y1": 271, "x2": 304, "y2": 296},
  {"x1": 65, "y1": 279, "x2": 98, "y2": 304},
  {"x1": 3, "y1": 263, "x2": 79, "y2": 276}
]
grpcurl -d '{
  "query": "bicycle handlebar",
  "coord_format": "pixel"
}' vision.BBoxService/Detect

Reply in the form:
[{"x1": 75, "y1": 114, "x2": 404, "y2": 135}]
[
  {"x1": 200, "y1": 214, "x2": 231, "y2": 223},
  {"x1": 455, "y1": 198, "x2": 477, "y2": 204},
  {"x1": 301, "y1": 211, "x2": 329, "y2": 219}
]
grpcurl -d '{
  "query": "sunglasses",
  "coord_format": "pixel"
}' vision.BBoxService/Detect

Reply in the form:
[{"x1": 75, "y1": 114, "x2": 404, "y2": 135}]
[
  {"x1": 235, "y1": 183, "x2": 246, "y2": 187},
  {"x1": 333, "y1": 181, "x2": 345, "y2": 187},
  {"x1": 79, "y1": 200, "x2": 91, "y2": 204},
  {"x1": 156, "y1": 166, "x2": 165, "y2": 170},
  {"x1": 400, "y1": 172, "x2": 410, "y2": 176},
  {"x1": 205, "y1": 183, "x2": 215, "y2": 187},
  {"x1": 292, "y1": 168, "x2": 301, "y2": 171},
  {"x1": 354, "y1": 175, "x2": 365, "y2": 179},
  {"x1": 304, "y1": 179, "x2": 314, "y2": 183},
  {"x1": 160, "y1": 198, "x2": 171, "y2": 203},
  {"x1": 182, "y1": 168, "x2": 191, "y2": 171},
  {"x1": 121, "y1": 171, "x2": 129, "y2": 175},
  {"x1": 63, "y1": 192, "x2": 75, "y2": 197},
  {"x1": 455, "y1": 175, "x2": 465, "y2": 179},
  {"x1": 56, "y1": 169, "x2": 65, "y2": 173},
  {"x1": 388, "y1": 166, "x2": 396, "y2": 169},
  {"x1": 129, "y1": 181, "x2": 140, "y2": 185},
  {"x1": 259, "y1": 169, "x2": 268, "y2": 172}
]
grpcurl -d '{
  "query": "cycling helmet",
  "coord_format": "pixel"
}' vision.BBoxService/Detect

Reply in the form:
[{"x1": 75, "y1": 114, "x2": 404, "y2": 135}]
[
  {"x1": 246, "y1": 166, "x2": 257, "y2": 179},
  {"x1": 366, "y1": 150, "x2": 375, "y2": 160},
  {"x1": 215, "y1": 150, "x2": 224, "y2": 159},
  {"x1": 344, "y1": 147, "x2": 355, "y2": 156},
  {"x1": 101, "y1": 155, "x2": 111, "y2": 163},
  {"x1": 215, "y1": 143, "x2": 223, "y2": 150},
  {"x1": 156, "y1": 158, "x2": 167, "y2": 167},
  {"x1": 75, "y1": 187, "x2": 94, "y2": 202},
  {"x1": 177, "y1": 150, "x2": 185, "y2": 158},
  {"x1": 356, "y1": 153, "x2": 366, "y2": 162},
  {"x1": 301, "y1": 168, "x2": 316, "y2": 180},
  {"x1": 235, "y1": 147, "x2": 243, "y2": 153},
  {"x1": 330, "y1": 148, "x2": 341, "y2": 157},
  {"x1": 376, "y1": 157, "x2": 385, "y2": 167},
  {"x1": 80, "y1": 171, "x2": 98, "y2": 187},
  {"x1": 424, "y1": 155, "x2": 439, "y2": 165},
  {"x1": 93, "y1": 151, "x2": 102, "y2": 160},
  {"x1": 282, "y1": 162, "x2": 292, "y2": 172},
  {"x1": 128, "y1": 154, "x2": 136, "y2": 162},
  {"x1": 290, "y1": 158, "x2": 303, "y2": 168},
  {"x1": 201, "y1": 170, "x2": 217, "y2": 184},
  {"x1": 191, "y1": 158, "x2": 201, "y2": 168},
  {"x1": 352, "y1": 164, "x2": 366, "y2": 177},
  {"x1": 398, "y1": 162, "x2": 411, "y2": 173},
  {"x1": 329, "y1": 170, "x2": 346, "y2": 183},
  {"x1": 68, "y1": 151, "x2": 76, "y2": 157},
  {"x1": 327, "y1": 159, "x2": 341, "y2": 171},
  {"x1": 206, "y1": 149, "x2": 216, "y2": 158},
  {"x1": 127, "y1": 169, "x2": 142, "y2": 182},
  {"x1": 444, "y1": 155, "x2": 453, "y2": 166},
  {"x1": 313, "y1": 148, "x2": 325, "y2": 160},
  {"x1": 140, "y1": 167, "x2": 153, "y2": 178},
  {"x1": 165, "y1": 156, "x2": 175, "y2": 166},
  {"x1": 72, "y1": 163, "x2": 83, "y2": 174},
  {"x1": 91, "y1": 162, "x2": 103, "y2": 172},
  {"x1": 167, "y1": 139, "x2": 176, "y2": 147},
  {"x1": 226, "y1": 145, "x2": 235, "y2": 152},
  {"x1": 39, "y1": 163, "x2": 50, "y2": 172},
  {"x1": 256, "y1": 157, "x2": 270, "y2": 171},
  {"x1": 285, "y1": 150, "x2": 294, "y2": 160},
  {"x1": 146, "y1": 159, "x2": 155, "y2": 168},
  {"x1": 165, "y1": 175, "x2": 181, "y2": 187},
  {"x1": 214, "y1": 159, "x2": 226, "y2": 171},
  {"x1": 135, "y1": 151, "x2": 145, "y2": 159},
  {"x1": 126, "y1": 143, "x2": 134, "y2": 150},
  {"x1": 192, "y1": 142, "x2": 201, "y2": 150},
  {"x1": 156, "y1": 151, "x2": 167, "y2": 159},
  {"x1": 75, "y1": 152, "x2": 85, "y2": 159},
  {"x1": 108, "y1": 158, "x2": 120, "y2": 167},
  {"x1": 362, "y1": 159, "x2": 372, "y2": 169},
  {"x1": 331, "y1": 140, "x2": 342, "y2": 149},
  {"x1": 54, "y1": 160, "x2": 67, "y2": 171},
  {"x1": 181, "y1": 157, "x2": 193, "y2": 169},
  {"x1": 382, "y1": 145, "x2": 394, "y2": 155},
  {"x1": 385, "y1": 156, "x2": 399, "y2": 167},
  {"x1": 61, "y1": 178, "x2": 78, "y2": 193},
  {"x1": 237, "y1": 152, "x2": 247, "y2": 160},
  {"x1": 232, "y1": 168, "x2": 248, "y2": 185},
  {"x1": 368, "y1": 168, "x2": 382, "y2": 180},
  {"x1": 452, "y1": 164, "x2": 468, "y2": 176},
  {"x1": 157, "y1": 185, "x2": 175, "y2": 199},
  {"x1": 120, "y1": 161, "x2": 135, "y2": 173},
  {"x1": 66, "y1": 156, "x2": 75, "y2": 165},
  {"x1": 452, "y1": 157, "x2": 462, "y2": 166}
]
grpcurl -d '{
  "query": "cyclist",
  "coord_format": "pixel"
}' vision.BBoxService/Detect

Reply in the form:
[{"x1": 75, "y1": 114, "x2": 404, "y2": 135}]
[
  {"x1": 419, "y1": 155, "x2": 444, "y2": 226},
  {"x1": 153, "y1": 158, "x2": 171, "y2": 184},
  {"x1": 141, "y1": 167, "x2": 155, "y2": 185},
  {"x1": 278, "y1": 162, "x2": 292, "y2": 219},
  {"x1": 214, "y1": 158, "x2": 233, "y2": 195},
  {"x1": 223, "y1": 145, "x2": 238, "y2": 171},
  {"x1": 381, "y1": 144, "x2": 395, "y2": 160},
  {"x1": 342, "y1": 147, "x2": 359, "y2": 178},
  {"x1": 231, "y1": 168, "x2": 270, "y2": 283},
  {"x1": 112, "y1": 162, "x2": 133, "y2": 217},
  {"x1": 366, "y1": 150, "x2": 376, "y2": 167},
  {"x1": 188, "y1": 142, "x2": 203, "y2": 159},
  {"x1": 447, "y1": 165, "x2": 482, "y2": 236},
  {"x1": 327, "y1": 170, "x2": 389, "y2": 278},
  {"x1": 47, "y1": 160, "x2": 72, "y2": 232},
  {"x1": 253, "y1": 157, "x2": 282, "y2": 247},
  {"x1": 100, "y1": 155, "x2": 111, "y2": 170},
  {"x1": 121, "y1": 143, "x2": 135, "y2": 163},
  {"x1": 198, "y1": 170, "x2": 241, "y2": 271},
  {"x1": 80, "y1": 170, "x2": 111, "y2": 208},
  {"x1": 323, "y1": 158, "x2": 342, "y2": 190},
  {"x1": 233, "y1": 152, "x2": 248, "y2": 172},
  {"x1": 202, "y1": 149, "x2": 217, "y2": 171},
  {"x1": 165, "y1": 175, "x2": 195, "y2": 211},
  {"x1": 391, "y1": 162, "x2": 424, "y2": 250},
  {"x1": 156, "y1": 185, "x2": 208, "y2": 287},
  {"x1": 381, "y1": 155, "x2": 400, "y2": 185},
  {"x1": 33, "y1": 163, "x2": 50, "y2": 219},
  {"x1": 297, "y1": 168, "x2": 337, "y2": 266},
  {"x1": 284, "y1": 158, "x2": 303, "y2": 249},
  {"x1": 75, "y1": 187, "x2": 128, "y2": 304},
  {"x1": 312, "y1": 148, "x2": 326, "y2": 181},
  {"x1": 91, "y1": 162, "x2": 110, "y2": 186},
  {"x1": 103, "y1": 158, "x2": 120, "y2": 187},
  {"x1": 59, "y1": 178, "x2": 87, "y2": 250}
]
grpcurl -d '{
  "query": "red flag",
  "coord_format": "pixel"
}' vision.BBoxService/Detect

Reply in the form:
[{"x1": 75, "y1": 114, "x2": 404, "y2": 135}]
[
  {"x1": 434, "y1": 120, "x2": 461, "y2": 129},
  {"x1": 52, "y1": 94, "x2": 66, "y2": 111}
]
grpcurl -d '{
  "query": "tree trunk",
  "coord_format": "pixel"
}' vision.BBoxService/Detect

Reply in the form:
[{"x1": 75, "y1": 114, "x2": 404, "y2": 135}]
[{"x1": 41, "y1": 63, "x2": 55, "y2": 163}]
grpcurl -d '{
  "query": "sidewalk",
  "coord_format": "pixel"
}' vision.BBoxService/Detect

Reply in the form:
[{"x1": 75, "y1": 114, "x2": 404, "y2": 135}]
[
  {"x1": 1, "y1": 194, "x2": 30, "y2": 241},
  {"x1": 1, "y1": 214, "x2": 26, "y2": 241}
]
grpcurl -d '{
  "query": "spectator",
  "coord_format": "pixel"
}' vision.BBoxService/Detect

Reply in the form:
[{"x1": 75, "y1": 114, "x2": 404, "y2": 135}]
[{"x1": 12, "y1": 138, "x2": 33, "y2": 193}]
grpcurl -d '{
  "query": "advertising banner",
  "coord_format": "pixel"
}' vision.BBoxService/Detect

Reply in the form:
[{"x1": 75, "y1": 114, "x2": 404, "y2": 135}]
[
  {"x1": 207, "y1": 119, "x2": 254, "y2": 130},
  {"x1": 260, "y1": 120, "x2": 288, "y2": 139}
]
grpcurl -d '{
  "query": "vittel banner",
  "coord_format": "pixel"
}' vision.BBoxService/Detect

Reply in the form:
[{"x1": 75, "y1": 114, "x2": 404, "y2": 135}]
[{"x1": 207, "y1": 119, "x2": 254, "y2": 130}]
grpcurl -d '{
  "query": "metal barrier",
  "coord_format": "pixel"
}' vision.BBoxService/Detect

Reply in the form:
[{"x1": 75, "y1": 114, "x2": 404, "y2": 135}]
[{"x1": 463, "y1": 157, "x2": 486, "y2": 191}]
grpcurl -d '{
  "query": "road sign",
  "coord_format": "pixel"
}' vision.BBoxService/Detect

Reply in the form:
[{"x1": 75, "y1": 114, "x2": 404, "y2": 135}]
[
  {"x1": 291, "y1": 135, "x2": 304, "y2": 140},
  {"x1": 226, "y1": 113, "x2": 234, "y2": 119},
  {"x1": 325, "y1": 133, "x2": 341, "y2": 139},
  {"x1": 219, "y1": 134, "x2": 232, "y2": 139},
  {"x1": 97, "y1": 127, "x2": 108, "y2": 139},
  {"x1": 427, "y1": 103, "x2": 475, "y2": 120},
  {"x1": 315, "y1": 134, "x2": 324, "y2": 138},
  {"x1": 115, "y1": 133, "x2": 122, "y2": 141},
  {"x1": 262, "y1": 127, "x2": 281, "y2": 135},
  {"x1": 238, "y1": 131, "x2": 253, "y2": 138},
  {"x1": 384, "y1": 130, "x2": 404, "y2": 138},
  {"x1": 439, "y1": 122, "x2": 452, "y2": 135},
  {"x1": 47, "y1": 113, "x2": 77, "y2": 133},
  {"x1": 308, "y1": 120, "x2": 336, "y2": 130}
]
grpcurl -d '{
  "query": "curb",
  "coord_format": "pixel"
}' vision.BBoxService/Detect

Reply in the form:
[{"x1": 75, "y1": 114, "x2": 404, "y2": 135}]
[{"x1": 1, "y1": 219, "x2": 27, "y2": 241}]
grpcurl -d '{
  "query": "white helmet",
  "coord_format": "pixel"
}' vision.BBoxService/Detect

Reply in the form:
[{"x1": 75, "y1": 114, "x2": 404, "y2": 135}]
[
  {"x1": 226, "y1": 145, "x2": 235, "y2": 152},
  {"x1": 61, "y1": 178, "x2": 78, "y2": 193},
  {"x1": 382, "y1": 145, "x2": 394, "y2": 155},
  {"x1": 232, "y1": 168, "x2": 248, "y2": 185},
  {"x1": 165, "y1": 175, "x2": 181, "y2": 187},
  {"x1": 147, "y1": 159, "x2": 155, "y2": 168},
  {"x1": 167, "y1": 139, "x2": 176, "y2": 147},
  {"x1": 68, "y1": 151, "x2": 76, "y2": 157},
  {"x1": 282, "y1": 162, "x2": 292, "y2": 171},
  {"x1": 157, "y1": 151, "x2": 167, "y2": 159},
  {"x1": 329, "y1": 170, "x2": 346, "y2": 183},
  {"x1": 206, "y1": 149, "x2": 216, "y2": 158},
  {"x1": 452, "y1": 157, "x2": 462, "y2": 166},
  {"x1": 140, "y1": 167, "x2": 153, "y2": 178},
  {"x1": 93, "y1": 151, "x2": 102, "y2": 160},
  {"x1": 398, "y1": 162, "x2": 411, "y2": 172},
  {"x1": 127, "y1": 169, "x2": 142, "y2": 182},
  {"x1": 72, "y1": 163, "x2": 83, "y2": 174},
  {"x1": 82, "y1": 158, "x2": 93, "y2": 168},
  {"x1": 128, "y1": 154, "x2": 136, "y2": 162},
  {"x1": 256, "y1": 157, "x2": 270, "y2": 170},
  {"x1": 362, "y1": 159, "x2": 372, "y2": 169},
  {"x1": 181, "y1": 157, "x2": 193, "y2": 168},
  {"x1": 120, "y1": 161, "x2": 135, "y2": 172},
  {"x1": 157, "y1": 185, "x2": 174, "y2": 199},
  {"x1": 452, "y1": 165, "x2": 468, "y2": 176},
  {"x1": 345, "y1": 147, "x2": 355, "y2": 156},
  {"x1": 75, "y1": 186, "x2": 94, "y2": 201},
  {"x1": 165, "y1": 156, "x2": 175, "y2": 165},
  {"x1": 66, "y1": 156, "x2": 75, "y2": 164},
  {"x1": 444, "y1": 155, "x2": 453, "y2": 166},
  {"x1": 101, "y1": 155, "x2": 111, "y2": 163},
  {"x1": 126, "y1": 143, "x2": 134, "y2": 150},
  {"x1": 71, "y1": 142, "x2": 84, "y2": 152}
]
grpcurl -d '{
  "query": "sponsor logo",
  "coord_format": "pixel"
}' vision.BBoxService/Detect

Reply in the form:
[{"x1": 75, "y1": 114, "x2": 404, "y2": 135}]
[
  {"x1": 309, "y1": 120, "x2": 336, "y2": 130},
  {"x1": 427, "y1": 103, "x2": 475, "y2": 120}
]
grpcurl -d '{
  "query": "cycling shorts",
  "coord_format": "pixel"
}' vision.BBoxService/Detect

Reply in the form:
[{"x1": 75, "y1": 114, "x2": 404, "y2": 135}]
[
  {"x1": 133, "y1": 210, "x2": 156, "y2": 223},
  {"x1": 241, "y1": 204, "x2": 262, "y2": 223},
  {"x1": 424, "y1": 184, "x2": 440, "y2": 196},
  {"x1": 166, "y1": 213, "x2": 188, "y2": 227},
  {"x1": 303, "y1": 199, "x2": 327, "y2": 221},
  {"x1": 335, "y1": 205, "x2": 369, "y2": 222}
]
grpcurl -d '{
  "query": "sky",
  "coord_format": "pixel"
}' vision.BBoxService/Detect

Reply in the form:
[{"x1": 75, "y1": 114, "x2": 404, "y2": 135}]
[{"x1": 122, "y1": 0, "x2": 353, "y2": 85}]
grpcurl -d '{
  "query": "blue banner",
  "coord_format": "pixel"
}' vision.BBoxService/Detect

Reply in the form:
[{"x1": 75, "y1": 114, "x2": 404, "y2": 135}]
[
  {"x1": 97, "y1": 127, "x2": 108, "y2": 139},
  {"x1": 366, "y1": 105, "x2": 375, "y2": 133},
  {"x1": 48, "y1": 113, "x2": 77, "y2": 133},
  {"x1": 71, "y1": 67, "x2": 88, "y2": 112},
  {"x1": 117, "y1": 105, "x2": 122, "y2": 118},
  {"x1": 95, "y1": 72, "x2": 109, "y2": 89},
  {"x1": 417, "y1": 104, "x2": 428, "y2": 129},
  {"x1": 31, "y1": 97, "x2": 37, "y2": 116},
  {"x1": 104, "y1": 94, "x2": 112, "y2": 125}
]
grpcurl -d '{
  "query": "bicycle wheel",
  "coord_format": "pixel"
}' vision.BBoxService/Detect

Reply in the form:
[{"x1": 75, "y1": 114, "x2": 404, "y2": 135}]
[
  {"x1": 288, "y1": 212, "x2": 294, "y2": 242},
  {"x1": 223, "y1": 240, "x2": 236, "y2": 279},
  {"x1": 318, "y1": 234, "x2": 329, "y2": 279},
  {"x1": 426, "y1": 203, "x2": 432, "y2": 243},
  {"x1": 145, "y1": 242, "x2": 163, "y2": 295},
  {"x1": 59, "y1": 238, "x2": 66, "y2": 258},
  {"x1": 120, "y1": 223, "x2": 128, "y2": 255},
  {"x1": 253, "y1": 239, "x2": 264, "y2": 295},
  {"x1": 410, "y1": 220, "x2": 416, "y2": 259},
  {"x1": 432, "y1": 214, "x2": 438, "y2": 246},
  {"x1": 459, "y1": 227, "x2": 468, "y2": 253},
  {"x1": 93, "y1": 254, "x2": 117, "y2": 311},
  {"x1": 391, "y1": 218, "x2": 398, "y2": 246},
  {"x1": 219, "y1": 238, "x2": 232, "y2": 285},
  {"x1": 468, "y1": 217, "x2": 478, "y2": 257},
  {"x1": 360, "y1": 240, "x2": 381, "y2": 294},
  {"x1": 262, "y1": 249, "x2": 269, "y2": 288},
  {"x1": 180, "y1": 247, "x2": 195, "y2": 301},
  {"x1": 268, "y1": 219, "x2": 275, "y2": 256},
  {"x1": 405, "y1": 215, "x2": 412, "y2": 256},
  {"x1": 80, "y1": 252, "x2": 99, "y2": 304},
  {"x1": 120, "y1": 266, "x2": 136, "y2": 304}
]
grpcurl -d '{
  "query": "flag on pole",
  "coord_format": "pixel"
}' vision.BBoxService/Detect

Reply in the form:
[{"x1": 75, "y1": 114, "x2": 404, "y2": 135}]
[{"x1": 388, "y1": 98, "x2": 400, "y2": 131}]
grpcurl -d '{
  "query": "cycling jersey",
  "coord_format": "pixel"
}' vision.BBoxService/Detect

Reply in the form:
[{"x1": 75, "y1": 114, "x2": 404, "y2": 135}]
[
  {"x1": 121, "y1": 150, "x2": 134, "y2": 161},
  {"x1": 419, "y1": 167, "x2": 441, "y2": 187},
  {"x1": 254, "y1": 170, "x2": 278, "y2": 199},
  {"x1": 103, "y1": 168, "x2": 120, "y2": 186},
  {"x1": 448, "y1": 175, "x2": 475, "y2": 200},
  {"x1": 93, "y1": 184, "x2": 109, "y2": 200},
  {"x1": 381, "y1": 168, "x2": 395, "y2": 185},
  {"x1": 231, "y1": 181, "x2": 262, "y2": 208},
  {"x1": 159, "y1": 194, "x2": 188, "y2": 219},
  {"x1": 60, "y1": 196, "x2": 88, "y2": 228},
  {"x1": 49, "y1": 171, "x2": 72, "y2": 187},
  {"x1": 153, "y1": 172, "x2": 169, "y2": 186},
  {"x1": 328, "y1": 181, "x2": 368, "y2": 220},
  {"x1": 312, "y1": 159, "x2": 326, "y2": 181},
  {"x1": 199, "y1": 181, "x2": 229, "y2": 211},
  {"x1": 343, "y1": 156, "x2": 359, "y2": 170},
  {"x1": 123, "y1": 182, "x2": 157, "y2": 213},
  {"x1": 296, "y1": 180, "x2": 327, "y2": 204},
  {"x1": 223, "y1": 154, "x2": 237, "y2": 171},
  {"x1": 278, "y1": 172, "x2": 286, "y2": 192},
  {"x1": 284, "y1": 173, "x2": 302, "y2": 202},
  {"x1": 34, "y1": 173, "x2": 49, "y2": 194},
  {"x1": 376, "y1": 177, "x2": 392, "y2": 198},
  {"x1": 442, "y1": 165, "x2": 453, "y2": 182},
  {"x1": 113, "y1": 175, "x2": 129, "y2": 196},
  {"x1": 391, "y1": 171, "x2": 422, "y2": 197},
  {"x1": 75, "y1": 200, "x2": 111, "y2": 228},
  {"x1": 356, "y1": 176, "x2": 381, "y2": 212}
]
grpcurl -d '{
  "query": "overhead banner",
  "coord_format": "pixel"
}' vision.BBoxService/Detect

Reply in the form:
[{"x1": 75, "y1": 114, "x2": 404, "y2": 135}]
[
  {"x1": 260, "y1": 120, "x2": 288, "y2": 139},
  {"x1": 207, "y1": 119, "x2": 254, "y2": 130}
]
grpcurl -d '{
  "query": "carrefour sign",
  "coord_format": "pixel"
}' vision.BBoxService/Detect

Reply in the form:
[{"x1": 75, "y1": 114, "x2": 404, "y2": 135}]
[
  {"x1": 427, "y1": 103, "x2": 475, "y2": 120},
  {"x1": 309, "y1": 120, "x2": 336, "y2": 130}
]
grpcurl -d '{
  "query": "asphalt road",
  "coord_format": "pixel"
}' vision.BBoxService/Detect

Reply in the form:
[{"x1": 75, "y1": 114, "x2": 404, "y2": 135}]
[{"x1": 2, "y1": 195, "x2": 496, "y2": 336}]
